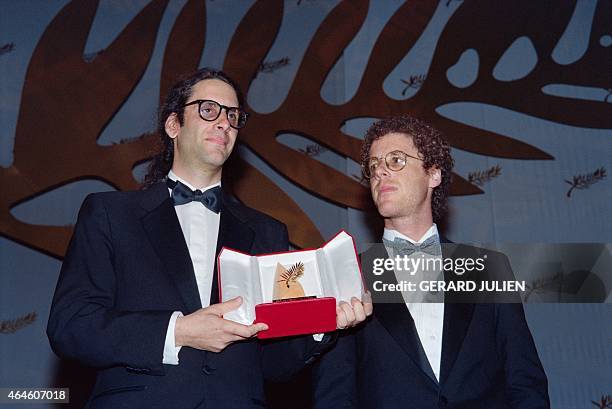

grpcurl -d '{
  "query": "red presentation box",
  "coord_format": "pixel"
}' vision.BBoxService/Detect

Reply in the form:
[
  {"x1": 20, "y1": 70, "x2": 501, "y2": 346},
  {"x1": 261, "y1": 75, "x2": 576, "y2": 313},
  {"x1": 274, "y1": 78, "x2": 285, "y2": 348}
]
[
  {"x1": 217, "y1": 230, "x2": 363, "y2": 339},
  {"x1": 254, "y1": 297, "x2": 337, "y2": 339}
]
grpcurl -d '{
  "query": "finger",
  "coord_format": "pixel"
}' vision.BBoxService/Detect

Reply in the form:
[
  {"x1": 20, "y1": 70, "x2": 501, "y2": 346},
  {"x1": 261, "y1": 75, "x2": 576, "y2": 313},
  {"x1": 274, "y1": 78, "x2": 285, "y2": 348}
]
[
  {"x1": 221, "y1": 320, "x2": 256, "y2": 338},
  {"x1": 337, "y1": 301, "x2": 355, "y2": 328},
  {"x1": 208, "y1": 296, "x2": 243, "y2": 316},
  {"x1": 363, "y1": 301, "x2": 373, "y2": 316},
  {"x1": 362, "y1": 291, "x2": 374, "y2": 316},
  {"x1": 224, "y1": 320, "x2": 267, "y2": 339},
  {"x1": 248, "y1": 323, "x2": 268, "y2": 336},
  {"x1": 336, "y1": 305, "x2": 348, "y2": 329},
  {"x1": 350, "y1": 297, "x2": 367, "y2": 323},
  {"x1": 232, "y1": 323, "x2": 267, "y2": 339},
  {"x1": 340, "y1": 301, "x2": 356, "y2": 325}
]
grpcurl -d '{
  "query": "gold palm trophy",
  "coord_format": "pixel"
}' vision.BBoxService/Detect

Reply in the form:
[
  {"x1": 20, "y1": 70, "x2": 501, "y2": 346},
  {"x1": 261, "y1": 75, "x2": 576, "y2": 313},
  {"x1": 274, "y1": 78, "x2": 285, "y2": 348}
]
[{"x1": 273, "y1": 261, "x2": 306, "y2": 300}]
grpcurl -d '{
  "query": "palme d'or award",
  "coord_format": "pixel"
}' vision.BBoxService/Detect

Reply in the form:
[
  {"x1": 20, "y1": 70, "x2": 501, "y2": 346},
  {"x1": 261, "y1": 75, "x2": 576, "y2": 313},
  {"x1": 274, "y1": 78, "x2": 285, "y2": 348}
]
[
  {"x1": 273, "y1": 261, "x2": 306, "y2": 301},
  {"x1": 218, "y1": 230, "x2": 363, "y2": 339}
]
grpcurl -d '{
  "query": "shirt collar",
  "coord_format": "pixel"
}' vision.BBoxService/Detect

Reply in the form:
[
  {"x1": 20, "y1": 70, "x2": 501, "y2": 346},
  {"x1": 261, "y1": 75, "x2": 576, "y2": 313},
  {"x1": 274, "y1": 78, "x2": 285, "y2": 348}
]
[
  {"x1": 383, "y1": 224, "x2": 438, "y2": 245},
  {"x1": 168, "y1": 170, "x2": 221, "y2": 192}
]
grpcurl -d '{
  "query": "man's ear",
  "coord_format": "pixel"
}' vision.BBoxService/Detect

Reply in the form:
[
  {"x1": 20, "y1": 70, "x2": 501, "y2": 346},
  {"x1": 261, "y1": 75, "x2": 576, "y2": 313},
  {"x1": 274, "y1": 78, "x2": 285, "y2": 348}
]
[
  {"x1": 428, "y1": 167, "x2": 442, "y2": 188},
  {"x1": 165, "y1": 113, "x2": 180, "y2": 139}
]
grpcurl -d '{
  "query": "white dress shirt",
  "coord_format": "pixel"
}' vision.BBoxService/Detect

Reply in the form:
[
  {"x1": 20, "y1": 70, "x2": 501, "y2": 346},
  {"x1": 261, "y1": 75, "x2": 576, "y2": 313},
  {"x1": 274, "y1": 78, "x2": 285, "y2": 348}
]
[
  {"x1": 163, "y1": 171, "x2": 221, "y2": 365},
  {"x1": 383, "y1": 224, "x2": 444, "y2": 381}
]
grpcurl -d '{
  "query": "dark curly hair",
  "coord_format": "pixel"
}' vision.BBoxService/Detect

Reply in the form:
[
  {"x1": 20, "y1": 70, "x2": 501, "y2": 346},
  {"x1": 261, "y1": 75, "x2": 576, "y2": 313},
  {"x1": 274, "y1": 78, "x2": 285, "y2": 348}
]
[
  {"x1": 360, "y1": 115, "x2": 454, "y2": 222},
  {"x1": 142, "y1": 68, "x2": 243, "y2": 188}
]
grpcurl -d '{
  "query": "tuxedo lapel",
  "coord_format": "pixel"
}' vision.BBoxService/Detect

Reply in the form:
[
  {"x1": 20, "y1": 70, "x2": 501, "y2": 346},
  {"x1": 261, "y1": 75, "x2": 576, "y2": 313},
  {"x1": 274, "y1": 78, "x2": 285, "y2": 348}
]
[
  {"x1": 215, "y1": 193, "x2": 255, "y2": 256},
  {"x1": 438, "y1": 243, "x2": 475, "y2": 384},
  {"x1": 375, "y1": 303, "x2": 438, "y2": 385},
  {"x1": 439, "y1": 303, "x2": 474, "y2": 384},
  {"x1": 140, "y1": 183, "x2": 202, "y2": 314},
  {"x1": 209, "y1": 193, "x2": 255, "y2": 304},
  {"x1": 363, "y1": 244, "x2": 438, "y2": 385}
]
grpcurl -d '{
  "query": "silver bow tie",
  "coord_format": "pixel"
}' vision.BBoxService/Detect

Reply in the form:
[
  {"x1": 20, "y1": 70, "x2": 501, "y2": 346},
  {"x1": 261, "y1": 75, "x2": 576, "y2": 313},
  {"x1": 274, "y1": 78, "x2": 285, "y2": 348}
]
[{"x1": 383, "y1": 235, "x2": 442, "y2": 257}]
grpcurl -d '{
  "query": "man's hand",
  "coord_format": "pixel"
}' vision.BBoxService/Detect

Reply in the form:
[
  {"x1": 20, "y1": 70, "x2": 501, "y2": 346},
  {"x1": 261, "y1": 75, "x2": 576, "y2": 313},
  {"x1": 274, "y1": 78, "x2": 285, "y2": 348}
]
[
  {"x1": 336, "y1": 291, "x2": 373, "y2": 329},
  {"x1": 175, "y1": 297, "x2": 268, "y2": 352}
]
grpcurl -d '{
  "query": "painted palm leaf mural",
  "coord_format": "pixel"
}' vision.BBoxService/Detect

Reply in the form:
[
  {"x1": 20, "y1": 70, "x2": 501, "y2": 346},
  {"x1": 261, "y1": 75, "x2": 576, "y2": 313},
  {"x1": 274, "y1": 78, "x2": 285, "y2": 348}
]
[{"x1": 1, "y1": 0, "x2": 609, "y2": 255}]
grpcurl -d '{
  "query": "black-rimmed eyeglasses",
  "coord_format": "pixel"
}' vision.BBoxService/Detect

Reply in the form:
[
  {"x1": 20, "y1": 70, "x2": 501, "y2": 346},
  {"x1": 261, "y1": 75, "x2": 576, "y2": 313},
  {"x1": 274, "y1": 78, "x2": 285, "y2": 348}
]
[
  {"x1": 362, "y1": 150, "x2": 423, "y2": 179},
  {"x1": 183, "y1": 99, "x2": 249, "y2": 129}
]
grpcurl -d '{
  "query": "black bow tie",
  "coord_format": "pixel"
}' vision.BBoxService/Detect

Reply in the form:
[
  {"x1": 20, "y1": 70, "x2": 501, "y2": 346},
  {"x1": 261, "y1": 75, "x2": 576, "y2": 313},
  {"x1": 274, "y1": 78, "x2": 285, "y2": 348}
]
[{"x1": 166, "y1": 179, "x2": 222, "y2": 213}]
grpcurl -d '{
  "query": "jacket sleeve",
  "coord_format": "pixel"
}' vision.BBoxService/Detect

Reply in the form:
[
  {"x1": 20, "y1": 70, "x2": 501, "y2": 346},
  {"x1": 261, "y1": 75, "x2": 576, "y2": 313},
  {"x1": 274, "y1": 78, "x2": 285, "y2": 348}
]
[
  {"x1": 47, "y1": 195, "x2": 172, "y2": 375},
  {"x1": 311, "y1": 330, "x2": 358, "y2": 409},
  {"x1": 497, "y1": 303, "x2": 550, "y2": 409}
]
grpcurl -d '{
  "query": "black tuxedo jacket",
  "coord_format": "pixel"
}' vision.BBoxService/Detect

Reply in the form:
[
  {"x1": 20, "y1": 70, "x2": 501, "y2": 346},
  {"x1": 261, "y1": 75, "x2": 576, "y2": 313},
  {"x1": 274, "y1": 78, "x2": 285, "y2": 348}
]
[
  {"x1": 47, "y1": 182, "x2": 327, "y2": 409},
  {"x1": 313, "y1": 242, "x2": 549, "y2": 409}
]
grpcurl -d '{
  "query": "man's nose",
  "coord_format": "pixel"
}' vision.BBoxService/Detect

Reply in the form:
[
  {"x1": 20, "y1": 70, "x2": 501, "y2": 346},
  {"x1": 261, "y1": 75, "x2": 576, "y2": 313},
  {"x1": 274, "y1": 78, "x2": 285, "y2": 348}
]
[
  {"x1": 372, "y1": 161, "x2": 390, "y2": 179},
  {"x1": 214, "y1": 108, "x2": 231, "y2": 130}
]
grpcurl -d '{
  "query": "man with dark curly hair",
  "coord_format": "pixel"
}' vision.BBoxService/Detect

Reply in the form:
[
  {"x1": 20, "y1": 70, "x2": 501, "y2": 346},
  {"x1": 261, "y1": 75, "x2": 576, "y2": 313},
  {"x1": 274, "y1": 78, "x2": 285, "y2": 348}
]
[{"x1": 313, "y1": 116, "x2": 549, "y2": 409}]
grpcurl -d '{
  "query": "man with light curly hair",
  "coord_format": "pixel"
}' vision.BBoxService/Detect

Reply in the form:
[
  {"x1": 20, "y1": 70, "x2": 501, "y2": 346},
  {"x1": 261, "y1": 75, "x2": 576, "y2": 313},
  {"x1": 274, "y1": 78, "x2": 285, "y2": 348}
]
[{"x1": 313, "y1": 115, "x2": 549, "y2": 409}]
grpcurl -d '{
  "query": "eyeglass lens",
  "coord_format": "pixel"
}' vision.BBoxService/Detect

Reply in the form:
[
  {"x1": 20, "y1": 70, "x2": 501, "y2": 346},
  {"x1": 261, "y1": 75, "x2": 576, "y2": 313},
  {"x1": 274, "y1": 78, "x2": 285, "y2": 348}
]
[
  {"x1": 199, "y1": 100, "x2": 247, "y2": 129},
  {"x1": 365, "y1": 151, "x2": 408, "y2": 178}
]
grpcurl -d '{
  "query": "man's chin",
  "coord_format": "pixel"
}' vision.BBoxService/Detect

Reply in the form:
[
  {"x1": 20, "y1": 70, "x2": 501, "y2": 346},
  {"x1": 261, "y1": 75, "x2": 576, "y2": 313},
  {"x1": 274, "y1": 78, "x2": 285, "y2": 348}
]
[
  {"x1": 375, "y1": 204, "x2": 396, "y2": 219},
  {"x1": 202, "y1": 150, "x2": 230, "y2": 166}
]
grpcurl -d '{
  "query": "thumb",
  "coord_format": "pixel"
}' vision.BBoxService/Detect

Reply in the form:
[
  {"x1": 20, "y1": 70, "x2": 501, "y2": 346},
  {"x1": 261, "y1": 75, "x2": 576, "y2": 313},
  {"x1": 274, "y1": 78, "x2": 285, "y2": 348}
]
[{"x1": 209, "y1": 296, "x2": 243, "y2": 316}]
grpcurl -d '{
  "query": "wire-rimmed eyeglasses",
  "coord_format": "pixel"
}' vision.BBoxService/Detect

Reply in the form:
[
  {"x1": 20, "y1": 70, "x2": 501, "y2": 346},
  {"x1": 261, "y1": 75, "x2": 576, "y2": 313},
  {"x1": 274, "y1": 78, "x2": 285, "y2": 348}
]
[{"x1": 362, "y1": 150, "x2": 423, "y2": 179}]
